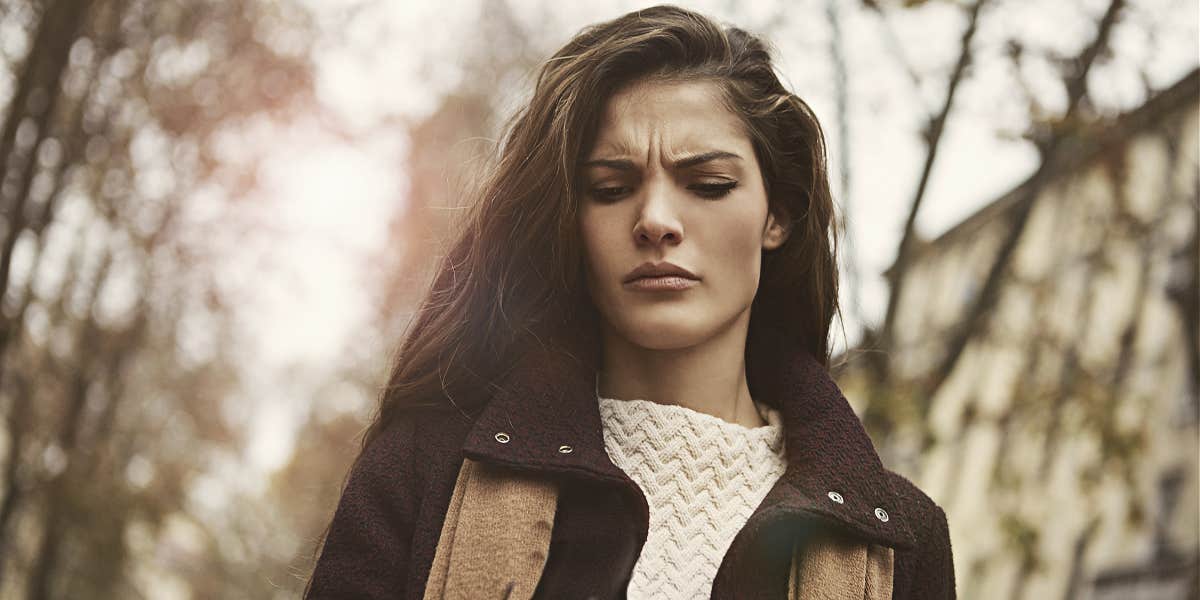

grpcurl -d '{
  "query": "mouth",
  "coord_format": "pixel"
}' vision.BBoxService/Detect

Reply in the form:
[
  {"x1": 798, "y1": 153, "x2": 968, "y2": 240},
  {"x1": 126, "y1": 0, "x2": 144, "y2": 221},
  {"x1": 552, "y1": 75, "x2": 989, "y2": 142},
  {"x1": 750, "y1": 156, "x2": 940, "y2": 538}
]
[
  {"x1": 623, "y1": 275, "x2": 700, "y2": 292},
  {"x1": 622, "y1": 261, "x2": 700, "y2": 284}
]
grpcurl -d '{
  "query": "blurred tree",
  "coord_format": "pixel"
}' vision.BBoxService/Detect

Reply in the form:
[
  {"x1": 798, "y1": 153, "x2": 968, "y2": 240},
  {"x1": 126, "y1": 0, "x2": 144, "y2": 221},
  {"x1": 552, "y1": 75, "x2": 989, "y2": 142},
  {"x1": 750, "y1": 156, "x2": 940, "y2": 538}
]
[
  {"x1": 269, "y1": 0, "x2": 543, "y2": 591},
  {"x1": 0, "y1": 0, "x2": 316, "y2": 597},
  {"x1": 265, "y1": 408, "x2": 366, "y2": 595}
]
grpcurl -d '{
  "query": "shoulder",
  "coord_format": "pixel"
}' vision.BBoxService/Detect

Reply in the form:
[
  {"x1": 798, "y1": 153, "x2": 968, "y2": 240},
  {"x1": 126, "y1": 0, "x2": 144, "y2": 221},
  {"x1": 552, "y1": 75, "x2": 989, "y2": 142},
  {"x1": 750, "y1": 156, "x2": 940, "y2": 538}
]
[
  {"x1": 883, "y1": 468, "x2": 946, "y2": 530},
  {"x1": 327, "y1": 414, "x2": 424, "y2": 532},
  {"x1": 307, "y1": 412, "x2": 439, "y2": 598},
  {"x1": 356, "y1": 407, "x2": 475, "y2": 485},
  {"x1": 357, "y1": 415, "x2": 420, "y2": 474},
  {"x1": 331, "y1": 406, "x2": 475, "y2": 522},
  {"x1": 883, "y1": 468, "x2": 956, "y2": 600}
]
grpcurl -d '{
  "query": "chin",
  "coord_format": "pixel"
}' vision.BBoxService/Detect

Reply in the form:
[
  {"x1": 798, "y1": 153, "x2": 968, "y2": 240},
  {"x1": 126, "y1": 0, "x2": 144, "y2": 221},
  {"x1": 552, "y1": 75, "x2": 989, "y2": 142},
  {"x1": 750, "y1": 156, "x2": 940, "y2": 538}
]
[
  {"x1": 626, "y1": 332, "x2": 699, "y2": 351},
  {"x1": 612, "y1": 316, "x2": 712, "y2": 351}
]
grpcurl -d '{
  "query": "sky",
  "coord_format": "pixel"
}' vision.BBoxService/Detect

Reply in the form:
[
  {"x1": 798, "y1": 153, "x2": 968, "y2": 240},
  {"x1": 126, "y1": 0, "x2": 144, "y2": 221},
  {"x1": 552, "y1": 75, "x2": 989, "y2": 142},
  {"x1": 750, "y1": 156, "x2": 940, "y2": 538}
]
[{"x1": 236, "y1": 0, "x2": 1199, "y2": 473}]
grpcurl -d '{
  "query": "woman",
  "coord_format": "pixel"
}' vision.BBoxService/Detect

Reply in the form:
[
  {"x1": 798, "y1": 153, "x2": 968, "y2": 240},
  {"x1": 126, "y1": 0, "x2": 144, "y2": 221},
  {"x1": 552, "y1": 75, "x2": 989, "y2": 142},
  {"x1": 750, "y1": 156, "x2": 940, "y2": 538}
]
[{"x1": 305, "y1": 5, "x2": 955, "y2": 599}]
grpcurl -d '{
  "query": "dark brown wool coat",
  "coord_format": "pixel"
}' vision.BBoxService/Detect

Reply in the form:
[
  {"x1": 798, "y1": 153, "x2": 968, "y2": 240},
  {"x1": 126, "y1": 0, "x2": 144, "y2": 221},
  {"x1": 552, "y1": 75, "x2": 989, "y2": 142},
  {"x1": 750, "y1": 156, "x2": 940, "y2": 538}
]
[{"x1": 306, "y1": 340, "x2": 956, "y2": 599}]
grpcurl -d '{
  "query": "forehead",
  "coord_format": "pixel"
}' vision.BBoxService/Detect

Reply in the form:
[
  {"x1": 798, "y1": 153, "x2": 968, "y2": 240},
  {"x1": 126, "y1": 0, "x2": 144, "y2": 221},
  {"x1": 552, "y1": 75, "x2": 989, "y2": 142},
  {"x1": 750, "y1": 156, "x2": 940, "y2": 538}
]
[{"x1": 586, "y1": 79, "x2": 750, "y2": 159}]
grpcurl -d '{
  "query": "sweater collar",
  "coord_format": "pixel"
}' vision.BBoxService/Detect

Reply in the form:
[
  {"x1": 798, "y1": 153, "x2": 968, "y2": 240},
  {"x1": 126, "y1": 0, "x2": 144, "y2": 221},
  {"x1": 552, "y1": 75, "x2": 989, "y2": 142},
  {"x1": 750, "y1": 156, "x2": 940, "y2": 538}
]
[{"x1": 460, "y1": 339, "x2": 917, "y2": 550}]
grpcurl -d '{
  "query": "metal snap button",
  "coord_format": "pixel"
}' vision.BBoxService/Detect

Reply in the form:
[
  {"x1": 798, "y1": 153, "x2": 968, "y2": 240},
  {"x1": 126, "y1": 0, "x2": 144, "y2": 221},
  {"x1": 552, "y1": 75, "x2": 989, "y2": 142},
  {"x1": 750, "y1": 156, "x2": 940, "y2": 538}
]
[
  {"x1": 494, "y1": 432, "x2": 511, "y2": 443},
  {"x1": 558, "y1": 444, "x2": 573, "y2": 454},
  {"x1": 874, "y1": 507, "x2": 889, "y2": 522},
  {"x1": 827, "y1": 491, "x2": 844, "y2": 504}
]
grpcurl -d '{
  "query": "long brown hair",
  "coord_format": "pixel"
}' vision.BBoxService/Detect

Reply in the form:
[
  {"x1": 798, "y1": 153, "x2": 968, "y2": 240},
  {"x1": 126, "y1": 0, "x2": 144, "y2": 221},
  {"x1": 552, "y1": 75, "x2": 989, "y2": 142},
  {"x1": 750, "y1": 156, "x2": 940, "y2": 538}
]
[
  {"x1": 304, "y1": 7, "x2": 840, "y2": 591},
  {"x1": 369, "y1": 1, "x2": 839, "y2": 471}
]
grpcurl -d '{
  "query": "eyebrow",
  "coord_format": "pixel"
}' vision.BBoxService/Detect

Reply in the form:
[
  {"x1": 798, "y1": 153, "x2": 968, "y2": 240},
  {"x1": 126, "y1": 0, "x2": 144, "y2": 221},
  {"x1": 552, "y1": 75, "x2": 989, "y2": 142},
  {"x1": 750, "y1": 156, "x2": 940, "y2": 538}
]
[{"x1": 580, "y1": 150, "x2": 743, "y2": 171}]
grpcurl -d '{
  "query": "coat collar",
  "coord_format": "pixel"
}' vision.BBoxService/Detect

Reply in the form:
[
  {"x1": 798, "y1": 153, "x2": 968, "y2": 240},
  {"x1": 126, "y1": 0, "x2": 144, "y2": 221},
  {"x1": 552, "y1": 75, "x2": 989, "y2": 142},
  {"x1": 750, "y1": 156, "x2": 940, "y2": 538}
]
[{"x1": 460, "y1": 337, "x2": 917, "y2": 551}]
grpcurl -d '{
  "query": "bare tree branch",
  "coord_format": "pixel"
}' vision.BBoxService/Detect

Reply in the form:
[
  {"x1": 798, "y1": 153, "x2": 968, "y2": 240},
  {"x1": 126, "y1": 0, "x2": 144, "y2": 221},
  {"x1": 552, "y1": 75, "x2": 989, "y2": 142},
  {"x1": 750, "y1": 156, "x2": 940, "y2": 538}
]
[
  {"x1": 863, "y1": 0, "x2": 929, "y2": 113},
  {"x1": 876, "y1": 0, "x2": 990, "y2": 377},
  {"x1": 927, "y1": 0, "x2": 1128, "y2": 389}
]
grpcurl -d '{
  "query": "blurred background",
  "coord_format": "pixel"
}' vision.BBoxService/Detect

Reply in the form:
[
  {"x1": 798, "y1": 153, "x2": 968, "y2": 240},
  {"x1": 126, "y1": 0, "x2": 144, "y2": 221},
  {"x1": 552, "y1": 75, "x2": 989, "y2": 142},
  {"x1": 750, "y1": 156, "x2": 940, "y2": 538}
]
[{"x1": 0, "y1": 0, "x2": 1194, "y2": 598}]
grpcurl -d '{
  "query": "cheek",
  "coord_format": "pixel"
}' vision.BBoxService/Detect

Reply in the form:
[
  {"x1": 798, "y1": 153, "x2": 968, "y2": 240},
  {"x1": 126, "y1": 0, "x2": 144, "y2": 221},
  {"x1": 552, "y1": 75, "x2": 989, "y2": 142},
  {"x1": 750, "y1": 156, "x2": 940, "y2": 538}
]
[
  {"x1": 727, "y1": 238, "x2": 764, "y2": 298},
  {"x1": 709, "y1": 209, "x2": 767, "y2": 271},
  {"x1": 578, "y1": 211, "x2": 619, "y2": 283},
  {"x1": 578, "y1": 215, "x2": 601, "y2": 266},
  {"x1": 698, "y1": 211, "x2": 767, "y2": 310}
]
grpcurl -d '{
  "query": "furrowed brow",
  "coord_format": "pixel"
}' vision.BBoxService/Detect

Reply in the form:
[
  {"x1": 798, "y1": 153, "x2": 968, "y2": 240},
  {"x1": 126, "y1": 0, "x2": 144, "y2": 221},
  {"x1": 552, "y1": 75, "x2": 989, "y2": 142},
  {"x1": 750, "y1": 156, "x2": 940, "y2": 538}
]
[
  {"x1": 580, "y1": 150, "x2": 742, "y2": 171},
  {"x1": 580, "y1": 158, "x2": 637, "y2": 171},
  {"x1": 671, "y1": 150, "x2": 742, "y2": 169}
]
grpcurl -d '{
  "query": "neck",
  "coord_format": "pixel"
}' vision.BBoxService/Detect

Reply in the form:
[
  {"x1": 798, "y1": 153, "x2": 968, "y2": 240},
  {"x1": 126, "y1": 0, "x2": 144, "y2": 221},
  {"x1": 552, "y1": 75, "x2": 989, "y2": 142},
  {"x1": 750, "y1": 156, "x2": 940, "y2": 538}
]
[{"x1": 595, "y1": 309, "x2": 766, "y2": 428}]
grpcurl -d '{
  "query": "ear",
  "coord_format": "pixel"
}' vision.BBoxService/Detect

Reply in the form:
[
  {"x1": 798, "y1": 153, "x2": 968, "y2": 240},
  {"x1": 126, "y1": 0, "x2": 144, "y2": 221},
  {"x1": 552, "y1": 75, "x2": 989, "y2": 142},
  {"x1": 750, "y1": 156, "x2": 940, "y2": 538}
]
[{"x1": 762, "y1": 209, "x2": 791, "y2": 251}]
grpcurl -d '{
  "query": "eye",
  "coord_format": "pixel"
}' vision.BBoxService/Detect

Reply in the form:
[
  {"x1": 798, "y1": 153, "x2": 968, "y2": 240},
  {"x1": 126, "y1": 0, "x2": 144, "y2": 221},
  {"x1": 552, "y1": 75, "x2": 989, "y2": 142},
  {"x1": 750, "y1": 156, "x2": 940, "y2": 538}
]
[
  {"x1": 590, "y1": 186, "x2": 631, "y2": 201},
  {"x1": 690, "y1": 181, "x2": 738, "y2": 199}
]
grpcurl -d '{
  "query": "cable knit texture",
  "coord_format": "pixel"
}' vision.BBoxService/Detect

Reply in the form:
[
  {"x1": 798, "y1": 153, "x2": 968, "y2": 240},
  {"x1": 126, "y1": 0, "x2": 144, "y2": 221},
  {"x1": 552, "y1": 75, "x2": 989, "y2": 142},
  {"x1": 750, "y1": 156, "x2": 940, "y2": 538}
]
[{"x1": 597, "y1": 395, "x2": 788, "y2": 599}]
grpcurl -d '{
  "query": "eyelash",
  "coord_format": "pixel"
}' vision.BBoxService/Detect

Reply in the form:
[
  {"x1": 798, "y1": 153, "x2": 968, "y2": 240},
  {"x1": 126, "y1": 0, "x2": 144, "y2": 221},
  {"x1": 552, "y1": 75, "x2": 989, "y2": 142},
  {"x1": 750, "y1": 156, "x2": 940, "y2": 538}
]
[{"x1": 590, "y1": 181, "x2": 738, "y2": 201}]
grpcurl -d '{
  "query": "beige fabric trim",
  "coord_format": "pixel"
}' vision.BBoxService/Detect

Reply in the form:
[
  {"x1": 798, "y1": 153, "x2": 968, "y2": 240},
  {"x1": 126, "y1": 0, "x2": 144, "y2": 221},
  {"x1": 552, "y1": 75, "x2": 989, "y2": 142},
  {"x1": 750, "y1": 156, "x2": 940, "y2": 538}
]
[
  {"x1": 865, "y1": 543, "x2": 895, "y2": 599},
  {"x1": 427, "y1": 458, "x2": 894, "y2": 599},
  {"x1": 423, "y1": 457, "x2": 558, "y2": 600},
  {"x1": 789, "y1": 538, "x2": 803, "y2": 599},
  {"x1": 788, "y1": 532, "x2": 895, "y2": 599}
]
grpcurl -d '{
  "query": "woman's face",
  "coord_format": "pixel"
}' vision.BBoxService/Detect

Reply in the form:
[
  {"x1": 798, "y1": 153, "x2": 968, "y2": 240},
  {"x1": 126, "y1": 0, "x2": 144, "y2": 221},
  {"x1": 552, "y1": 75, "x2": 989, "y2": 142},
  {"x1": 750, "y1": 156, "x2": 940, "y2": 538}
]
[{"x1": 578, "y1": 79, "x2": 789, "y2": 351}]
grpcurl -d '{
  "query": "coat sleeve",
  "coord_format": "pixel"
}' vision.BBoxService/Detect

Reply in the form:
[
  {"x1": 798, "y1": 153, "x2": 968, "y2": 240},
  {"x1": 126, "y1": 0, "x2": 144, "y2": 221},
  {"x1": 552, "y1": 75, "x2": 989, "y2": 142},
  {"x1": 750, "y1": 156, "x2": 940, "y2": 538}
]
[
  {"x1": 927, "y1": 504, "x2": 956, "y2": 599},
  {"x1": 306, "y1": 416, "x2": 420, "y2": 600},
  {"x1": 887, "y1": 471, "x2": 957, "y2": 600}
]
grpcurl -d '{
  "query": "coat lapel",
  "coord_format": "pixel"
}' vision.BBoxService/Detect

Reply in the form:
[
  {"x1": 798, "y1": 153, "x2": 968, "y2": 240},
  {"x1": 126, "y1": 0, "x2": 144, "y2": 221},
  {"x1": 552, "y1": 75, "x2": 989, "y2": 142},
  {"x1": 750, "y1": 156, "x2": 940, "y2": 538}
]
[{"x1": 459, "y1": 337, "x2": 917, "y2": 551}]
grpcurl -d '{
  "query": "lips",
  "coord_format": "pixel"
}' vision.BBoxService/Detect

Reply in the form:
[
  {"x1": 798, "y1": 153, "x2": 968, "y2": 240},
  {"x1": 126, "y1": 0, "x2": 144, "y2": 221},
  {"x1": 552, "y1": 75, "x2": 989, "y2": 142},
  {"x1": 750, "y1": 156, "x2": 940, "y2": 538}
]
[
  {"x1": 622, "y1": 261, "x2": 700, "y2": 283},
  {"x1": 624, "y1": 275, "x2": 699, "y2": 292}
]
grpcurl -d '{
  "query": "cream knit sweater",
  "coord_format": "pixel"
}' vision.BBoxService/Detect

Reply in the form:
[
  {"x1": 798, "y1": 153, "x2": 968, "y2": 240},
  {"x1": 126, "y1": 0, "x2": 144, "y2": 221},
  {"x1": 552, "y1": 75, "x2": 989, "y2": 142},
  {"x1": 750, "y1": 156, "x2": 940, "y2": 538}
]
[{"x1": 596, "y1": 392, "x2": 788, "y2": 599}]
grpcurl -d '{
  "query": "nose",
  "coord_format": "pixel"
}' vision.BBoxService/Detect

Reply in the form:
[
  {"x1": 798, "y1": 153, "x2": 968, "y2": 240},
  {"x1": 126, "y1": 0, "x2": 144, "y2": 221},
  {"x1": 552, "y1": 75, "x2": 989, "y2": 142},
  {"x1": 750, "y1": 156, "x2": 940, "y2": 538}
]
[{"x1": 632, "y1": 180, "x2": 683, "y2": 248}]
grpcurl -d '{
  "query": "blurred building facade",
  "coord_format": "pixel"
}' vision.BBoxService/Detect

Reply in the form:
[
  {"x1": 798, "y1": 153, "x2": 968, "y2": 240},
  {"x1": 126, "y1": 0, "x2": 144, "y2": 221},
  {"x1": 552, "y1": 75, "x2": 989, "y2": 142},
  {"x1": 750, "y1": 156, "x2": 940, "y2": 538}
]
[{"x1": 845, "y1": 69, "x2": 1199, "y2": 599}]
